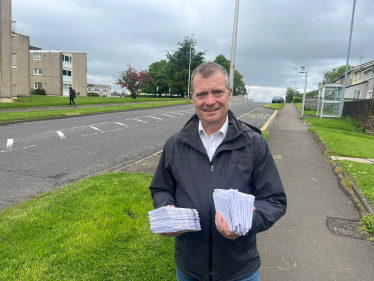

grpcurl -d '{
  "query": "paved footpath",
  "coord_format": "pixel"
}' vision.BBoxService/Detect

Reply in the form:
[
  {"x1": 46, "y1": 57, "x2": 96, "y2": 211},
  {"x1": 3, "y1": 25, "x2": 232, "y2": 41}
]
[
  {"x1": 257, "y1": 104, "x2": 374, "y2": 281},
  {"x1": 121, "y1": 104, "x2": 374, "y2": 280}
]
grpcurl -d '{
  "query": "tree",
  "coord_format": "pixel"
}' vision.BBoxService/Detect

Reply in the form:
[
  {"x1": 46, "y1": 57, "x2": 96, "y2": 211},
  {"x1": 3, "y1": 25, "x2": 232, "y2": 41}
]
[
  {"x1": 213, "y1": 54, "x2": 247, "y2": 96},
  {"x1": 165, "y1": 35, "x2": 206, "y2": 97},
  {"x1": 143, "y1": 60, "x2": 169, "y2": 97},
  {"x1": 319, "y1": 65, "x2": 353, "y2": 88},
  {"x1": 285, "y1": 87, "x2": 301, "y2": 103},
  {"x1": 115, "y1": 66, "x2": 154, "y2": 99}
]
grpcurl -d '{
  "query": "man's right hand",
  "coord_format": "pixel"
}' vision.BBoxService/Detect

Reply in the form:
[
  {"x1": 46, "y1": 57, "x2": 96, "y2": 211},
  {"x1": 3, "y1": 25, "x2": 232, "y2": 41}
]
[{"x1": 158, "y1": 205, "x2": 182, "y2": 237}]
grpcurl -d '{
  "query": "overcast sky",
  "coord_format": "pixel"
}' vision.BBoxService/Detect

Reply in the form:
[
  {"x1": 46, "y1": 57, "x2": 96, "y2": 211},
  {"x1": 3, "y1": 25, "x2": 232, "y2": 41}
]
[{"x1": 12, "y1": 0, "x2": 374, "y2": 102}]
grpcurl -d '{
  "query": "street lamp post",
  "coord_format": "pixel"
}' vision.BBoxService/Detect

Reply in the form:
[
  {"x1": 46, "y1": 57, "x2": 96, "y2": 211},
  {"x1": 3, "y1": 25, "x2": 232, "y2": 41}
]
[
  {"x1": 340, "y1": 0, "x2": 356, "y2": 118},
  {"x1": 229, "y1": 0, "x2": 240, "y2": 108},
  {"x1": 187, "y1": 44, "x2": 192, "y2": 101},
  {"x1": 301, "y1": 67, "x2": 309, "y2": 117}
]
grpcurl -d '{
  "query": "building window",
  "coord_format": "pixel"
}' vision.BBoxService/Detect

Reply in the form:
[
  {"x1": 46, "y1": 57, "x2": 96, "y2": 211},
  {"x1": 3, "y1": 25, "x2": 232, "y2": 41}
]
[
  {"x1": 63, "y1": 83, "x2": 72, "y2": 90},
  {"x1": 88, "y1": 88, "x2": 91, "y2": 91},
  {"x1": 34, "y1": 68, "x2": 42, "y2": 75},
  {"x1": 63, "y1": 69, "x2": 72, "y2": 76},
  {"x1": 350, "y1": 72, "x2": 353, "y2": 79},
  {"x1": 353, "y1": 91, "x2": 360, "y2": 99},
  {"x1": 34, "y1": 53, "x2": 42, "y2": 60},
  {"x1": 63, "y1": 55, "x2": 72, "y2": 63},
  {"x1": 34, "y1": 83, "x2": 42, "y2": 89},
  {"x1": 359, "y1": 72, "x2": 363, "y2": 79},
  {"x1": 364, "y1": 71, "x2": 369, "y2": 81},
  {"x1": 95, "y1": 88, "x2": 99, "y2": 92},
  {"x1": 12, "y1": 53, "x2": 17, "y2": 68},
  {"x1": 104, "y1": 89, "x2": 107, "y2": 92}
]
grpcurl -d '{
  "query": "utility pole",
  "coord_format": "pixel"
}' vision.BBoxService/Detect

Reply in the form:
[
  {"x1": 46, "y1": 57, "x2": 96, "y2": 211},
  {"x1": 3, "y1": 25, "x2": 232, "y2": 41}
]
[
  {"x1": 340, "y1": 0, "x2": 356, "y2": 118},
  {"x1": 229, "y1": 0, "x2": 240, "y2": 108},
  {"x1": 187, "y1": 44, "x2": 192, "y2": 101},
  {"x1": 301, "y1": 67, "x2": 309, "y2": 117}
]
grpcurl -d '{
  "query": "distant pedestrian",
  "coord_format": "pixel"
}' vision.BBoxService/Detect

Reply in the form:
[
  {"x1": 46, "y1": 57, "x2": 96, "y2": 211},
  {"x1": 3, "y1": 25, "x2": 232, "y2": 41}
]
[{"x1": 69, "y1": 87, "x2": 77, "y2": 107}]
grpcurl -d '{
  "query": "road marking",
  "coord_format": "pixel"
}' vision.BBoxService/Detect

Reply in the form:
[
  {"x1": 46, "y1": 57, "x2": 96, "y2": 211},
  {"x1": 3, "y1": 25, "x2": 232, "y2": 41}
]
[
  {"x1": 22, "y1": 145, "x2": 36, "y2": 149},
  {"x1": 89, "y1": 125, "x2": 103, "y2": 132},
  {"x1": 44, "y1": 122, "x2": 108, "y2": 133},
  {"x1": 131, "y1": 118, "x2": 148, "y2": 123},
  {"x1": 169, "y1": 112, "x2": 184, "y2": 115},
  {"x1": 114, "y1": 122, "x2": 128, "y2": 126},
  {"x1": 148, "y1": 116, "x2": 163, "y2": 121},
  {"x1": 56, "y1": 131, "x2": 66, "y2": 139},
  {"x1": 161, "y1": 114, "x2": 175, "y2": 118},
  {"x1": 6, "y1": 139, "x2": 13, "y2": 151},
  {"x1": 260, "y1": 110, "x2": 278, "y2": 131}
]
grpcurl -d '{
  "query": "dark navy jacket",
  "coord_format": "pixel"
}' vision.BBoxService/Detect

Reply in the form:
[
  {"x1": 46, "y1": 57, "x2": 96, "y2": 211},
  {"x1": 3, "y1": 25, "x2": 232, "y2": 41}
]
[{"x1": 149, "y1": 110, "x2": 287, "y2": 281}]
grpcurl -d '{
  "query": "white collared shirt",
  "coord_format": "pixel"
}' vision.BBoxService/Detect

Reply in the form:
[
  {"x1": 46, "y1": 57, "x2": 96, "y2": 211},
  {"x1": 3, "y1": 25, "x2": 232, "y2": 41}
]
[{"x1": 198, "y1": 116, "x2": 229, "y2": 162}]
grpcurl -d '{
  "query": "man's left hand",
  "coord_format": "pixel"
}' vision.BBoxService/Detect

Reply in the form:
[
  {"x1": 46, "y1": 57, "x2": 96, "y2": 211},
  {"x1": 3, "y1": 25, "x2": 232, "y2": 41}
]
[{"x1": 215, "y1": 211, "x2": 242, "y2": 240}]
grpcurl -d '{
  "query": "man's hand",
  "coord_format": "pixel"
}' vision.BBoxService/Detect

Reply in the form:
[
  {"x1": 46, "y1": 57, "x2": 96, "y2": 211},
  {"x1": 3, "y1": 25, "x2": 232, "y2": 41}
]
[
  {"x1": 215, "y1": 207, "x2": 256, "y2": 240},
  {"x1": 158, "y1": 205, "x2": 182, "y2": 237}
]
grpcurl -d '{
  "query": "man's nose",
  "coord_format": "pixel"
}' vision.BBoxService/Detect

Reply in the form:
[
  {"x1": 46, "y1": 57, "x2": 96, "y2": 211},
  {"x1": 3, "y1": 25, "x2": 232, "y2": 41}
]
[{"x1": 205, "y1": 93, "x2": 216, "y2": 105}]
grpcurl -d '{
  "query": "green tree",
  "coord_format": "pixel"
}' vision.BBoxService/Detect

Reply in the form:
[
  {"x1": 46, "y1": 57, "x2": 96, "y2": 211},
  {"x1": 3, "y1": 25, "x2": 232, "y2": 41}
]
[
  {"x1": 285, "y1": 87, "x2": 301, "y2": 103},
  {"x1": 319, "y1": 65, "x2": 353, "y2": 87},
  {"x1": 143, "y1": 60, "x2": 169, "y2": 97},
  {"x1": 213, "y1": 54, "x2": 247, "y2": 96},
  {"x1": 165, "y1": 35, "x2": 206, "y2": 97}
]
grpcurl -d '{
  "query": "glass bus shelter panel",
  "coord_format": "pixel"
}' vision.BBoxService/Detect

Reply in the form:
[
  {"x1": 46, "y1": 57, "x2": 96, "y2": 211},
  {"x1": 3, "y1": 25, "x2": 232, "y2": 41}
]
[
  {"x1": 321, "y1": 102, "x2": 341, "y2": 117},
  {"x1": 323, "y1": 87, "x2": 343, "y2": 101}
]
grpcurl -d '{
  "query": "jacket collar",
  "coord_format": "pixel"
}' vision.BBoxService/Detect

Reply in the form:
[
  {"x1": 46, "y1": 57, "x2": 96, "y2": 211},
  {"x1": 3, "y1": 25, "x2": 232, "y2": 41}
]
[{"x1": 177, "y1": 110, "x2": 249, "y2": 154}]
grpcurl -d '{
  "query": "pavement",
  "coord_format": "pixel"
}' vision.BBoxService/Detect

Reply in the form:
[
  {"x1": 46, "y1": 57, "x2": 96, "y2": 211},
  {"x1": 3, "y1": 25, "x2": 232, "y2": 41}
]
[{"x1": 118, "y1": 103, "x2": 374, "y2": 280}]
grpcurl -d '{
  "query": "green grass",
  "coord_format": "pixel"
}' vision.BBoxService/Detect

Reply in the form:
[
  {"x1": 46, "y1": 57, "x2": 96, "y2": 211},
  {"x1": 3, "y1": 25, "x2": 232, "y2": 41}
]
[
  {"x1": 294, "y1": 103, "x2": 316, "y2": 116},
  {"x1": 262, "y1": 130, "x2": 269, "y2": 142},
  {"x1": 340, "y1": 161, "x2": 374, "y2": 206},
  {"x1": 0, "y1": 95, "x2": 185, "y2": 109},
  {"x1": 263, "y1": 103, "x2": 284, "y2": 110},
  {"x1": 0, "y1": 101, "x2": 190, "y2": 123},
  {"x1": 0, "y1": 173, "x2": 176, "y2": 280},
  {"x1": 304, "y1": 116, "x2": 373, "y2": 158}
]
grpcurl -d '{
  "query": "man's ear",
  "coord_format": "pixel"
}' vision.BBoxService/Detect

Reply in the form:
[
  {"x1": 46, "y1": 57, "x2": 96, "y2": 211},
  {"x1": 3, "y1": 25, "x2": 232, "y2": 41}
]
[{"x1": 229, "y1": 88, "x2": 233, "y2": 101}]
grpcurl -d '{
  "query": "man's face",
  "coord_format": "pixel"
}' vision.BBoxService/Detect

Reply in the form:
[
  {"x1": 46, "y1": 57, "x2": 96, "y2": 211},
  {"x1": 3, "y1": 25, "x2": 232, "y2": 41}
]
[{"x1": 192, "y1": 71, "x2": 232, "y2": 131}]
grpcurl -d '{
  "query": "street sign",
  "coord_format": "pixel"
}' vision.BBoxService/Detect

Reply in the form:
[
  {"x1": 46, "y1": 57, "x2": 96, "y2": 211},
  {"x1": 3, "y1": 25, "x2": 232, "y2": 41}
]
[{"x1": 299, "y1": 66, "x2": 307, "y2": 73}]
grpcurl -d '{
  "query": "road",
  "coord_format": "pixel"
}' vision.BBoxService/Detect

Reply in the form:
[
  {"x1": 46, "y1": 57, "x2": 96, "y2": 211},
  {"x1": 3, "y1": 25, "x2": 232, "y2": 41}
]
[{"x1": 0, "y1": 101, "x2": 272, "y2": 211}]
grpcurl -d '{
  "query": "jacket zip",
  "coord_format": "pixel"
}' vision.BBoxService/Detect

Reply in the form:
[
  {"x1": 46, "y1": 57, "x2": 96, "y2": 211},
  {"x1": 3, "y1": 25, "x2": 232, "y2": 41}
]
[{"x1": 209, "y1": 164, "x2": 214, "y2": 281}]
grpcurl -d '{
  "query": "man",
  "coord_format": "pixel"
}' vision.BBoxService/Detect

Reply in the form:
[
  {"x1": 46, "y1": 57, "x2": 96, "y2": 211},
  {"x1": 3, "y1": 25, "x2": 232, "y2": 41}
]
[
  {"x1": 69, "y1": 87, "x2": 77, "y2": 107},
  {"x1": 149, "y1": 62, "x2": 286, "y2": 281}
]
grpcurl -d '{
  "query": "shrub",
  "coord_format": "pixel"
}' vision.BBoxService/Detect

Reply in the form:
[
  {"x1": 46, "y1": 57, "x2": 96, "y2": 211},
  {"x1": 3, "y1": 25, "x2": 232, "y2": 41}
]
[
  {"x1": 293, "y1": 97, "x2": 302, "y2": 103},
  {"x1": 32, "y1": 88, "x2": 46, "y2": 95},
  {"x1": 87, "y1": 92, "x2": 99, "y2": 97}
]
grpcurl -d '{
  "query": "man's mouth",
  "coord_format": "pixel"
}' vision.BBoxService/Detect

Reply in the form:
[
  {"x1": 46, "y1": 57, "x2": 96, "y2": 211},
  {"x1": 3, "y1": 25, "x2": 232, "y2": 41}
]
[{"x1": 204, "y1": 108, "x2": 219, "y2": 112}]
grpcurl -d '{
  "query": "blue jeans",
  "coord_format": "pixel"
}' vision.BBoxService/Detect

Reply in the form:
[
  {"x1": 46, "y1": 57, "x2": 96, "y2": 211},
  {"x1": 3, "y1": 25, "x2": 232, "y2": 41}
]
[{"x1": 176, "y1": 267, "x2": 260, "y2": 281}]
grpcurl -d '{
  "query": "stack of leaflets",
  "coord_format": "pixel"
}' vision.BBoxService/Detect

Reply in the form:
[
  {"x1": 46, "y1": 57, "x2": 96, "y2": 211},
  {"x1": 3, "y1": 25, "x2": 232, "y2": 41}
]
[
  {"x1": 213, "y1": 189, "x2": 255, "y2": 235},
  {"x1": 148, "y1": 206, "x2": 201, "y2": 234}
]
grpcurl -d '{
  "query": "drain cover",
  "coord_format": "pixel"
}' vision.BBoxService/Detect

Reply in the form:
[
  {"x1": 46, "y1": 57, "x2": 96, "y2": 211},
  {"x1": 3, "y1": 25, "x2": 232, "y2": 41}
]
[{"x1": 326, "y1": 217, "x2": 373, "y2": 240}]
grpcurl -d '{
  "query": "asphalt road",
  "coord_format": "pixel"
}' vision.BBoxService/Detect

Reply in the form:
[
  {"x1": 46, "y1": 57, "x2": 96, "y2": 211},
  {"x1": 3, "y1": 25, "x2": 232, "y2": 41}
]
[{"x1": 0, "y1": 101, "x2": 271, "y2": 211}]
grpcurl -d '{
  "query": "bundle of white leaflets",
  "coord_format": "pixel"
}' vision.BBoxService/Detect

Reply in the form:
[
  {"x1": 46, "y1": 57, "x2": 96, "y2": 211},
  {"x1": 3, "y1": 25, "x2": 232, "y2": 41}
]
[
  {"x1": 213, "y1": 189, "x2": 255, "y2": 235},
  {"x1": 148, "y1": 206, "x2": 201, "y2": 234}
]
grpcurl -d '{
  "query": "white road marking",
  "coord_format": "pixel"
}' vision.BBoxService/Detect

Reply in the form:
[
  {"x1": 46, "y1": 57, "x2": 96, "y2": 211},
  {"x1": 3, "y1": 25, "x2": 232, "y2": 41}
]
[
  {"x1": 44, "y1": 122, "x2": 108, "y2": 133},
  {"x1": 161, "y1": 114, "x2": 175, "y2": 118},
  {"x1": 114, "y1": 122, "x2": 128, "y2": 126},
  {"x1": 131, "y1": 118, "x2": 148, "y2": 123},
  {"x1": 89, "y1": 125, "x2": 103, "y2": 132},
  {"x1": 148, "y1": 116, "x2": 163, "y2": 121},
  {"x1": 22, "y1": 145, "x2": 36, "y2": 149},
  {"x1": 169, "y1": 112, "x2": 184, "y2": 115},
  {"x1": 56, "y1": 131, "x2": 66, "y2": 139},
  {"x1": 6, "y1": 139, "x2": 13, "y2": 151}
]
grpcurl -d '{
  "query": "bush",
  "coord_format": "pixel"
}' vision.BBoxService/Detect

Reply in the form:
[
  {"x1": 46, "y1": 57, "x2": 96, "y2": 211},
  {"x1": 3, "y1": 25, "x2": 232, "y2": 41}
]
[
  {"x1": 87, "y1": 92, "x2": 99, "y2": 97},
  {"x1": 31, "y1": 88, "x2": 46, "y2": 95},
  {"x1": 293, "y1": 97, "x2": 302, "y2": 103}
]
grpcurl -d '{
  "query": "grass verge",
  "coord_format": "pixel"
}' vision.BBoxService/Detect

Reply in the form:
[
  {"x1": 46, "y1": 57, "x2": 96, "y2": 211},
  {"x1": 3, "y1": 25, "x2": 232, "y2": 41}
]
[
  {"x1": 0, "y1": 172, "x2": 176, "y2": 280},
  {"x1": 339, "y1": 161, "x2": 374, "y2": 206},
  {"x1": 262, "y1": 130, "x2": 269, "y2": 142},
  {"x1": 0, "y1": 95, "x2": 186, "y2": 109},
  {"x1": 294, "y1": 103, "x2": 316, "y2": 116},
  {"x1": 0, "y1": 101, "x2": 190, "y2": 123},
  {"x1": 263, "y1": 103, "x2": 284, "y2": 110}
]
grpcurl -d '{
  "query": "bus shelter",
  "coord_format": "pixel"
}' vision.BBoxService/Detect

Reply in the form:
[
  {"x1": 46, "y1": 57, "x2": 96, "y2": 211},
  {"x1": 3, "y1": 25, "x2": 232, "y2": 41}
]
[{"x1": 316, "y1": 84, "x2": 344, "y2": 118}]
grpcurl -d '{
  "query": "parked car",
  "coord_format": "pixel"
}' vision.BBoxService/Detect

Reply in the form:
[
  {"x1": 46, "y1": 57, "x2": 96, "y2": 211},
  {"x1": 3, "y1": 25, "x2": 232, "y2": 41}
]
[{"x1": 272, "y1": 96, "x2": 284, "y2": 103}]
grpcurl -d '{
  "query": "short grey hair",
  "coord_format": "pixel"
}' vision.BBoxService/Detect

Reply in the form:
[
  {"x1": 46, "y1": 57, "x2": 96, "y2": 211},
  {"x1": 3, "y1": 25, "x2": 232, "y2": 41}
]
[{"x1": 190, "y1": 62, "x2": 230, "y2": 94}]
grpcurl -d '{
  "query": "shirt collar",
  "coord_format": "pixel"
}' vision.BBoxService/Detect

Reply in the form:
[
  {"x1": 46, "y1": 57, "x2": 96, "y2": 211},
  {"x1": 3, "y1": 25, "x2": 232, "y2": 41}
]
[{"x1": 198, "y1": 116, "x2": 229, "y2": 139}]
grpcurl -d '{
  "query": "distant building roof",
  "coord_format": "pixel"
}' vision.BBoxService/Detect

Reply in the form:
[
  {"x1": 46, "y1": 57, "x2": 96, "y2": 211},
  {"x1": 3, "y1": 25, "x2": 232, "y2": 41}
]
[
  {"x1": 29, "y1": 45, "x2": 42, "y2": 50},
  {"x1": 29, "y1": 50, "x2": 87, "y2": 54},
  {"x1": 87, "y1": 84, "x2": 111, "y2": 89}
]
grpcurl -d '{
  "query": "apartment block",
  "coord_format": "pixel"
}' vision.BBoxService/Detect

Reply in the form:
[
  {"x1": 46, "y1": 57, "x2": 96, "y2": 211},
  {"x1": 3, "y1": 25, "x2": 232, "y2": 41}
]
[
  {"x1": 0, "y1": 0, "x2": 30, "y2": 102},
  {"x1": 29, "y1": 51, "x2": 87, "y2": 96},
  {"x1": 87, "y1": 84, "x2": 111, "y2": 97}
]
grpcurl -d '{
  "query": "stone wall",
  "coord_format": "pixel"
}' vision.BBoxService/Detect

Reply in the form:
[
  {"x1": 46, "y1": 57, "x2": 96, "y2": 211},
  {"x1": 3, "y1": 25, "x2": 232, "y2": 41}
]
[{"x1": 342, "y1": 99, "x2": 374, "y2": 135}]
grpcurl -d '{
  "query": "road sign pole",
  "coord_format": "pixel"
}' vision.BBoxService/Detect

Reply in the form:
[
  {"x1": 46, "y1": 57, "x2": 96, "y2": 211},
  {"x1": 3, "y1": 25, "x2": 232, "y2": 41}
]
[{"x1": 301, "y1": 67, "x2": 309, "y2": 117}]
